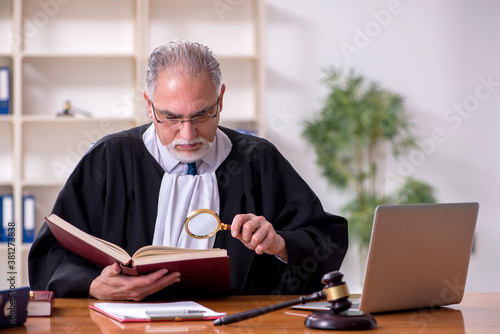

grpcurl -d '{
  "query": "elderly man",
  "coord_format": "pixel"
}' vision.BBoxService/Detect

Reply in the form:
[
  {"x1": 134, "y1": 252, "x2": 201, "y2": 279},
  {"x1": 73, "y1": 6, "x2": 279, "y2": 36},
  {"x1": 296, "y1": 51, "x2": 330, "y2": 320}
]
[{"x1": 29, "y1": 40, "x2": 348, "y2": 300}]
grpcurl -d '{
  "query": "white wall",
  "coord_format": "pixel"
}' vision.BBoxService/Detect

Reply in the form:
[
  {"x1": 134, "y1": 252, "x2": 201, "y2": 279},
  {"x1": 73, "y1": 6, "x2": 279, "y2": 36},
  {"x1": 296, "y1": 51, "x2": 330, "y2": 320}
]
[{"x1": 264, "y1": 0, "x2": 500, "y2": 292}]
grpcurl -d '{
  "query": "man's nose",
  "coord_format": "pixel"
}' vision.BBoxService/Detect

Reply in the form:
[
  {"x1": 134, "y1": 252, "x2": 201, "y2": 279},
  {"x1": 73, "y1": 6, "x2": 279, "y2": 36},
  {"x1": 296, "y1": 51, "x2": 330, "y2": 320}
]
[{"x1": 179, "y1": 120, "x2": 197, "y2": 141}]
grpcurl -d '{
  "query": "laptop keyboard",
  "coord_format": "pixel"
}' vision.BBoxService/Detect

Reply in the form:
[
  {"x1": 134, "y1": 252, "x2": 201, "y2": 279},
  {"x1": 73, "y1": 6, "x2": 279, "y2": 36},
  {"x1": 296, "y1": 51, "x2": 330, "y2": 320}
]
[{"x1": 349, "y1": 298, "x2": 361, "y2": 310}]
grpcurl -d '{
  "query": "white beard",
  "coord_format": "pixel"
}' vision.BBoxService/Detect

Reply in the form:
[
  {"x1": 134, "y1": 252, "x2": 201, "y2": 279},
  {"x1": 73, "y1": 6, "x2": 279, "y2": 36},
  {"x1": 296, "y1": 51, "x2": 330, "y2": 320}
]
[{"x1": 166, "y1": 137, "x2": 213, "y2": 163}]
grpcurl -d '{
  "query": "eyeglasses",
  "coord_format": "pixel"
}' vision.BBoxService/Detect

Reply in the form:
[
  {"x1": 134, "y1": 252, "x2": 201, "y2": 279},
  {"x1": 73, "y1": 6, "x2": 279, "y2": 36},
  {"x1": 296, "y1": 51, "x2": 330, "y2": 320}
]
[{"x1": 150, "y1": 97, "x2": 220, "y2": 129}]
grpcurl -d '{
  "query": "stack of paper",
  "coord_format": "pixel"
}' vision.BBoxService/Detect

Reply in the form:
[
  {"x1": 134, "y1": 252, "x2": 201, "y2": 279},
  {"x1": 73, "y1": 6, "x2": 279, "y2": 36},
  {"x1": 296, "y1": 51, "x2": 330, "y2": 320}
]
[{"x1": 90, "y1": 301, "x2": 225, "y2": 323}]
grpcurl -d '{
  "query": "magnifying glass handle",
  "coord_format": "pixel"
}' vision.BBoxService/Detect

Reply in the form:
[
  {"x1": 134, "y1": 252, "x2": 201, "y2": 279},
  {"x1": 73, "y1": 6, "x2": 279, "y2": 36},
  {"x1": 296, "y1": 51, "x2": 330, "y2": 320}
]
[{"x1": 220, "y1": 223, "x2": 231, "y2": 231}]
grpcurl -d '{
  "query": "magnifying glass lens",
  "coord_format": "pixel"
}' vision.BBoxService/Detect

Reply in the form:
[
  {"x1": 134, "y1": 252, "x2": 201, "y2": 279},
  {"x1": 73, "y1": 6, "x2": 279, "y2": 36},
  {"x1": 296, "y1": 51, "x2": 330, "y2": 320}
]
[
  {"x1": 185, "y1": 209, "x2": 229, "y2": 239},
  {"x1": 186, "y1": 213, "x2": 219, "y2": 237}
]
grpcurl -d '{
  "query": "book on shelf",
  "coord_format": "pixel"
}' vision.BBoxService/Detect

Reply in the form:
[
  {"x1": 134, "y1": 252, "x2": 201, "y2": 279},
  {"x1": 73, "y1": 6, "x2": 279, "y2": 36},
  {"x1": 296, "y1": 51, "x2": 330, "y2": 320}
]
[
  {"x1": 45, "y1": 214, "x2": 230, "y2": 294},
  {"x1": 0, "y1": 287, "x2": 30, "y2": 328},
  {"x1": 23, "y1": 195, "x2": 36, "y2": 243},
  {"x1": 0, "y1": 67, "x2": 10, "y2": 114},
  {"x1": 1, "y1": 194, "x2": 13, "y2": 242},
  {"x1": 90, "y1": 301, "x2": 225, "y2": 323},
  {"x1": 27, "y1": 291, "x2": 55, "y2": 317}
]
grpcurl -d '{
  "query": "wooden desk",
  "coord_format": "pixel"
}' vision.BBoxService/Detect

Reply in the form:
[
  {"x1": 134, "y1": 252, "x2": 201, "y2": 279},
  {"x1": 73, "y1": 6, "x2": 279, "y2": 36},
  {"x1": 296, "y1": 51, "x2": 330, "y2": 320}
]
[{"x1": 11, "y1": 293, "x2": 500, "y2": 333}]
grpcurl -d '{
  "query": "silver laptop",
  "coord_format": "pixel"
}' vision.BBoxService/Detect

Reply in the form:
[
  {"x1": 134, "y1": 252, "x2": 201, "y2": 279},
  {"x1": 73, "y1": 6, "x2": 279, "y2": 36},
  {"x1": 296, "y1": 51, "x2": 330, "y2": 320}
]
[{"x1": 295, "y1": 202, "x2": 479, "y2": 314}]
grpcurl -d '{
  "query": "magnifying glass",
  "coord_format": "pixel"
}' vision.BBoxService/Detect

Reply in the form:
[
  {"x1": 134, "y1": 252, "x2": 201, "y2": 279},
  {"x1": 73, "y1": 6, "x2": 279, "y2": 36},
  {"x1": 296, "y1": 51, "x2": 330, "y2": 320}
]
[{"x1": 184, "y1": 209, "x2": 230, "y2": 239}]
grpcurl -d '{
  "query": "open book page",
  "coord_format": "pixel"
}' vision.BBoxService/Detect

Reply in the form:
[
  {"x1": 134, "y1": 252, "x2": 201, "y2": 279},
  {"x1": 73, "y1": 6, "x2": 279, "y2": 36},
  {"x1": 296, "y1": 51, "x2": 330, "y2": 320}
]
[
  {"x1": 46, "y1": 214, "x2": 131, "y2": 264},
  {"x1": 132, "y1": 245, "x2": 227, "y2": 265},
  {"x1": 133, "y1": 245, "x2": 223, "y2": 256},
  {"x1": 90, "y1": 301, "x2": 226, "y2": 322}
]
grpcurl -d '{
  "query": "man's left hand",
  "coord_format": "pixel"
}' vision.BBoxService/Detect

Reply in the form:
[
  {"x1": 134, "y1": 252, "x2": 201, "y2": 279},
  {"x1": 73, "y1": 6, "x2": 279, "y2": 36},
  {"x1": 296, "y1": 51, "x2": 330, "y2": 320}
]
[{"x1": 230, "y1": 213, "x2": 288, "y2": 262}]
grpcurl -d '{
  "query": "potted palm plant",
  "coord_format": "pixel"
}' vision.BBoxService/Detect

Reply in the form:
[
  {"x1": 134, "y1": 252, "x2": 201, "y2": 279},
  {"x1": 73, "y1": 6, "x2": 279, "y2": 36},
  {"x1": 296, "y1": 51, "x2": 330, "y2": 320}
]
[{"x1": 303, "y1": 67, "x2": 437, "y2": 249}]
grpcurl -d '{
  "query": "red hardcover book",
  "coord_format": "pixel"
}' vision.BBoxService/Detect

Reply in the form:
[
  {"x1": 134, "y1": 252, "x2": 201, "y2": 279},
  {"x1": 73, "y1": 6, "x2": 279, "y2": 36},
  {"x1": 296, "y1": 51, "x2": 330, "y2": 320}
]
[
  {"x1": 44, "y1": 214, "x2": 230, "y2": 294},
  {"x1": 28, "y1": 291, "x2": 55, "y2": 316}
]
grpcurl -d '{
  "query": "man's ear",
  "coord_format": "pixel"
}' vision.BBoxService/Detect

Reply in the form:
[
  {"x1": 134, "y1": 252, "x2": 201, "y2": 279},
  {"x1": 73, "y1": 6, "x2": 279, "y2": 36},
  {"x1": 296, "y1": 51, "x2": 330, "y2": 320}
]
[
  {"x1": 218, "y1": 84, "x2": 226, "y2": 113},
  {"x1": 143, "y1": 90, "x2": 153, "y2": 119}
]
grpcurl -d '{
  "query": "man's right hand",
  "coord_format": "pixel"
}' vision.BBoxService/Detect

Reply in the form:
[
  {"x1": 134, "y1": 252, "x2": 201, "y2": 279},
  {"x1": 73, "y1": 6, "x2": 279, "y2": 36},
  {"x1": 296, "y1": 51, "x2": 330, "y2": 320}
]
[{"x1": 89, "y1": 263, "x2": 181, "y2": 301}]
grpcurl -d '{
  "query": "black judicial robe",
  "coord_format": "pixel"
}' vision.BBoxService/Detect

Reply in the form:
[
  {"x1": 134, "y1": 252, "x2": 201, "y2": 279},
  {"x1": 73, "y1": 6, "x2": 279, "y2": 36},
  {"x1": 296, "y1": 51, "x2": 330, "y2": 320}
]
[{"x1": 28, "y1": 124, "x2": 348, "y2": 298}]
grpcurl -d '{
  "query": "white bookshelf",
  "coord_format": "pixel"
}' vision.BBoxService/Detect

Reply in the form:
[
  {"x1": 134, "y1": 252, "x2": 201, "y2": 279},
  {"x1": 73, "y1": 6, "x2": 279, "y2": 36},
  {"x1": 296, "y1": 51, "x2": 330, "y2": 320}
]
[
  {"x1": 0, "y1": 120, "x2": 13, "y2": 184},
  {"x1": 22, "y1": 0, "x2": 136, "y2": 56},
  {"x1": 0, "y1": 0, "x2": 13, "y2": 56},
  {"x1": 0, "y1": 0, "x2": 265, "y2": 289}
]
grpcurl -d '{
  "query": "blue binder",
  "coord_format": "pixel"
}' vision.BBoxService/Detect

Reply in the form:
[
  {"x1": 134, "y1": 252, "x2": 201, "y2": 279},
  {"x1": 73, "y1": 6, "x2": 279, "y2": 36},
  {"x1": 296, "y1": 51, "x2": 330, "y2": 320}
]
[
  {"x1": 0, "y1": 195, "x2": 14, "y2": 242},
  {"x1": 23, "y1": 195, "x2": 36, "y2": 243},
  {"x1": 0, "y1": 67, "x2": 10, "y2": 114}
]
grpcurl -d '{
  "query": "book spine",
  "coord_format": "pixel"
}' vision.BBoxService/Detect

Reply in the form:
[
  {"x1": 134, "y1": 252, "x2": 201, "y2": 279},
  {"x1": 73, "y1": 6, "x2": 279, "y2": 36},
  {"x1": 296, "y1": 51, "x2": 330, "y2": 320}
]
[
  {"x1": 119, "y1": 263, "x2": 139, "y2": 276},
  {"x1": 0, "y1": 67, "x2": 10, "y2": 115},
  {"x1": 1, "y1": 195, "x2": 14, "y2": 242},
  {"x1": 23, "y1": 195, "x2": 36, "y2": 243},
  {"x1": 27, "y1": 290, "x2": 55, "y2": 316}
]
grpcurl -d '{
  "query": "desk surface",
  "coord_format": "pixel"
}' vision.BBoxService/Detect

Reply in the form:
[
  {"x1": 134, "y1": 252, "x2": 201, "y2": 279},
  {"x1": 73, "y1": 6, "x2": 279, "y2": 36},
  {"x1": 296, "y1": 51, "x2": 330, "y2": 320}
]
[{"x1": 12, "y1": 292, "x2": 500, "y2": 333}]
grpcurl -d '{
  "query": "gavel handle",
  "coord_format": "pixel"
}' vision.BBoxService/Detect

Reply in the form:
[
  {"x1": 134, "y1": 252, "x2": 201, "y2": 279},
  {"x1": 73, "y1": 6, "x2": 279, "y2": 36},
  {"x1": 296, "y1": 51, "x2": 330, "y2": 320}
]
[{"x1": 213, "y1": 290, "x2": 324, "y2": 326}]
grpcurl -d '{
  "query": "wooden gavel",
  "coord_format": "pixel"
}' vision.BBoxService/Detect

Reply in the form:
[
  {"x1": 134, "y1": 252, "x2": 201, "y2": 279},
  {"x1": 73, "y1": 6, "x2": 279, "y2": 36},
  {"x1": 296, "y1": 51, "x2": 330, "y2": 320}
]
[{"x1": 213, "y1": 271, "x2": 377, "y2": 330}]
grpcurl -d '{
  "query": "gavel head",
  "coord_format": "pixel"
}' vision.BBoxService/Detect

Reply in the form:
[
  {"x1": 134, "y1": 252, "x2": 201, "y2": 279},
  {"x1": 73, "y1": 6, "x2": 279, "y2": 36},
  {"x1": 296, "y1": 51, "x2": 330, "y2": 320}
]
[{"x1": 321, "y1": 271, "x2": 351, "y2": 314}]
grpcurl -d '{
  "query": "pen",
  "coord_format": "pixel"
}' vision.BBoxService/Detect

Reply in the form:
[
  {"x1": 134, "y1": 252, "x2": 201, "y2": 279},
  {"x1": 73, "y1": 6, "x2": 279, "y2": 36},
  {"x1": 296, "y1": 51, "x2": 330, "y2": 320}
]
[{"x1": 146, "y1": 310, "x2": 207, "y2": 320}]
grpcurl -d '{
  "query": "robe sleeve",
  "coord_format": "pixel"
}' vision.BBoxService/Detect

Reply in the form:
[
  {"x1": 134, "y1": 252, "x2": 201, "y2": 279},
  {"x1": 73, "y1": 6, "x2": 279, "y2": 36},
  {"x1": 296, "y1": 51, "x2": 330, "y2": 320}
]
[
  {"x1": 216, "y1": 128, "x2": 348, "y2": 295},
  {"x1": 28, "y1": 124, "x2": 163, "y2": 297},
  {"x1": 28, "y1": 152, "x2": 107, "y2": 297},
  {"x1": 28, "y1": 225, "x2": 102, "y2": 296},
  {"x1": 261, "y1": 144, "x2": 348, "y2": 294}
]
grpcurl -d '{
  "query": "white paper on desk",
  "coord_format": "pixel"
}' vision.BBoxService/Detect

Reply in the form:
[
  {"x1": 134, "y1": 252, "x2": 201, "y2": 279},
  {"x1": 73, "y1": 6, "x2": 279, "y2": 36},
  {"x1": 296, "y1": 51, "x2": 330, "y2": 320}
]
[{"x1": 91, "y1": 301, "x2": 225, "y2": 321}]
